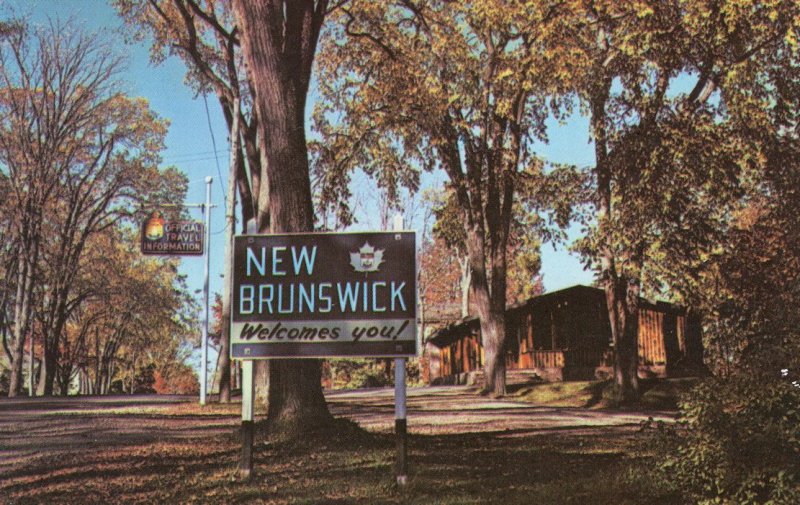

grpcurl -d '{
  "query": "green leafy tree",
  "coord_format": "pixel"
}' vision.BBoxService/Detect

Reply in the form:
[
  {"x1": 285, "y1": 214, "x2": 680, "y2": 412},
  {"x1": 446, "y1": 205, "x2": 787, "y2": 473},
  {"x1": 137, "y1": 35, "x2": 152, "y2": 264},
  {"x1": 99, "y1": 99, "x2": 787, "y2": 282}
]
[
  {"x1": 314, "y1": 0, "x2": 569, "y2": 396},
  {"x1": 0, "y1": 20, "x2": 167, "y2": 395},
  {"x1": 658, "y1": 76, "x2": 800, "y2": 499},
  {"x1": 558, "y1": 0, "x2": 800, "y2": 401},
  {"x1": 117, "y1": 0, "x2": 334, "y2": 433},
  {"x1": 71, "y1": 228, "x2": 197, "y2": 396},
  {"x1": 0, "y1": 18, "x2": 191, "y2": 397},
  {"x1": 430, "y1": 190, "x2": 542, "y2": 314}
]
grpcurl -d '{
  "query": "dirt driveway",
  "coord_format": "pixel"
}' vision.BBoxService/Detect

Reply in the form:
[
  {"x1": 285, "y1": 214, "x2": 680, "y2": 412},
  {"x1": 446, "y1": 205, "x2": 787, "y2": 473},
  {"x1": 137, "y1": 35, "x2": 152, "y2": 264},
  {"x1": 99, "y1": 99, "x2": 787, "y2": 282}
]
[
  {"x1": 0, "y1": 395, "x2": 235, "y2": 471},
  {"x1": 326, "y1": 385, "x2": 675, "y2": 435}
]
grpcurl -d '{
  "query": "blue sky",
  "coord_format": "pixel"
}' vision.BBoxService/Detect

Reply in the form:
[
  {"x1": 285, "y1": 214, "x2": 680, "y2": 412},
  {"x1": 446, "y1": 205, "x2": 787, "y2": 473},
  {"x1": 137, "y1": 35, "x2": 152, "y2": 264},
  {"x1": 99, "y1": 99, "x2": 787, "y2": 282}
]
[{"x1": 5, "y1": 0, "x2": 595, "y2": 310}]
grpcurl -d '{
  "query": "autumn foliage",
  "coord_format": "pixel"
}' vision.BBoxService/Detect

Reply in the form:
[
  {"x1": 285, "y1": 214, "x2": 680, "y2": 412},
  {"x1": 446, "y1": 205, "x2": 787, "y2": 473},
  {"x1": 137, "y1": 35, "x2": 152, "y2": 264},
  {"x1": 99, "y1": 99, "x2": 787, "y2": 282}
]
[
  {"x1": 153, "y1": 367, "x2": 200, "y2": 395},
  {"x1": 0, "y1": 19, "x2": 198, "y2": 397}
]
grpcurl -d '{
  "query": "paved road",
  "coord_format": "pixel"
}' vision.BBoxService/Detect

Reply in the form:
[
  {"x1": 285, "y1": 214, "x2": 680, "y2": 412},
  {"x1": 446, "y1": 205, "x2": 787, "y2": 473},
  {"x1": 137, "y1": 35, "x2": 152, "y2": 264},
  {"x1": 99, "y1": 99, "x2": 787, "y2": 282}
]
[
  {"x1": 0, "y1": 386, "x2": 674, "y2": 475},
  {"x1": 0, "y1": 395, "x2": 233, "y2": 476},
  {"x1": 0, "y1": 387, "x2": 676, "y2": 503}
]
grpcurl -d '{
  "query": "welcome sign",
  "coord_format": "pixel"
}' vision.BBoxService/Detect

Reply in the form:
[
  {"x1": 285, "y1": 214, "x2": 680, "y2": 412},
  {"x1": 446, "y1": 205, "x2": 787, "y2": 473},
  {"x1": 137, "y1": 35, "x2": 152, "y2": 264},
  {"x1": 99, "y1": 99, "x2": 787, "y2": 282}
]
[{"x1": 230, "y1": 231, "x2": 416, "y2": 358}]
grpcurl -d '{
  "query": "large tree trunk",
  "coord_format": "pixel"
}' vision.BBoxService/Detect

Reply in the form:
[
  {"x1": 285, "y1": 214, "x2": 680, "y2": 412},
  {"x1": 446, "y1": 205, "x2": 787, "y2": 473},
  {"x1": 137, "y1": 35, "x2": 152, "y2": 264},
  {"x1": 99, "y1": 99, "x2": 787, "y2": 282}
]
[
  {"x1": 602, "y1": 273, "x2": 640, "y2": 402},
  {"x1": 128, "y1": 353, "x2": 136, "y2": 395},
  {"x1": 266, "y1": 360, "x2": 331, "y2": 435},
  {"x1": 465, "y1": 226, "x2": 507, "y2": 397},
  {"x1": 592, "y1": 74, "x2": 640, "y2": 403},
  {"x1": 106, "y1": 360, "x2": 115, "y2": 395},
  {"x1": 232, "y1": 0, "x2": 332, "y2": 434},
  {"x1": 7, "y1": 336, "x2": 25, "y2": 397},
  {"x1": 488, "y1": 237, "x2": 509, "y2": 397},
  {"x1": 218, "y1": 317, "x2": 232, "y2": 402},
  {"x1": 217, "y1": 98, "x2": 242, "y2": 404},
  {"x1": 36, "y1": 351, "x2": 48, "y2": 396},
  {"x1": 85, "y1": 368, "x2": 93, "y2": 395},
  {"x1": 59, "y1": 361, "x2": 72, "y2": 396},
  {"x1": 459, "y1": 254, "x2": 471, "y2": 318},
  {"x1": 479, "y1": 308, "x2": 506, "y2": 396},
  {"x1": 620, "y1": 279, "x2": 641, "y2": 399},
  {"x1": 8, "y1": 254, "x2": 34, "y2": 397},
  {"x1": 38, "y1": 279, "x2": 72, "y2": 396},
  {"x1": 94, "y1": 331, "x2": 101, "y2": 395},
  {"x1": 41, "y1": 345, "x2": 58, "y2": 396}
]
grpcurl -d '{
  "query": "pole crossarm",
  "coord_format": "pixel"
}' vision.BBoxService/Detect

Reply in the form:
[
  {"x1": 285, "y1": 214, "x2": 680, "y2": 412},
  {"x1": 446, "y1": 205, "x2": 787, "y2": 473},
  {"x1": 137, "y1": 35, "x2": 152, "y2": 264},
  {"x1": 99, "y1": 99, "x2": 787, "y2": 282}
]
[{"x1": 148, "y1": 203, "x2": 218, "y2": 209}]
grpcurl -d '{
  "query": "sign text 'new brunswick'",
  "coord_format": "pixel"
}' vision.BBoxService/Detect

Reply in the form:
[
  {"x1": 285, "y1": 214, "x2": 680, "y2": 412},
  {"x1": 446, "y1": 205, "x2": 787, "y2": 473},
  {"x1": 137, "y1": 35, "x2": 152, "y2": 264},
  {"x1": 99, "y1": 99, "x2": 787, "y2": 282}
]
[{"x1": 230, "y1": 231, "x2": 416, "y2": 358}]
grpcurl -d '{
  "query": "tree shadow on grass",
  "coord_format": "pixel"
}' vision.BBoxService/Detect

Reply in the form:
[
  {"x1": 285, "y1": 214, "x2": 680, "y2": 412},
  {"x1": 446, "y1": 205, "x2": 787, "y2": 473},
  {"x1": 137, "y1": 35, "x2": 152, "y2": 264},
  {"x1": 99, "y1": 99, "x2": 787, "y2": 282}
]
[
  {"x1": 585, "y1": 380, "x2": 610, "y2": 408},
  {"x1": 2, "y1": 392, "x2": 681, "y2": 504},
  {"x1": 257, "y1": 416, "x2": 391, "y2": 456},
  {"x1": 3, "y1": 417, "x2": 673, "y2": 504},
  {"x1": 243, "y1": 427, "x2": 666, "y2": 505}
]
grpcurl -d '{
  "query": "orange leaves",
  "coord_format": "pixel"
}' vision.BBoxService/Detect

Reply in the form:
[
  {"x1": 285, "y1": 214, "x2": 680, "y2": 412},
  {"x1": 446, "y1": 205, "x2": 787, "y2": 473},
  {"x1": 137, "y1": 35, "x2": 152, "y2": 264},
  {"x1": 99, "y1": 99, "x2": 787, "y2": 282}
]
[
  {"x1": 153, "y1": 367, "x2": 199, "y2": 395},
  {"x1": 420, "y1": 237, "x2": 464, "y2": 317}
]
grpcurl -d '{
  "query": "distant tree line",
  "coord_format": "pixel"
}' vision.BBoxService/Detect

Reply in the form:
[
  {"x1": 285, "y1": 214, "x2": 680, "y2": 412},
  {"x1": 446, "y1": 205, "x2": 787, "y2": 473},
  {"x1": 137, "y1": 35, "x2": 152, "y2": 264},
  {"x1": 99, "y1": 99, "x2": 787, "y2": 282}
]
[{"x1": 0, "y1": 19, "x2": 198, "y2": 397}]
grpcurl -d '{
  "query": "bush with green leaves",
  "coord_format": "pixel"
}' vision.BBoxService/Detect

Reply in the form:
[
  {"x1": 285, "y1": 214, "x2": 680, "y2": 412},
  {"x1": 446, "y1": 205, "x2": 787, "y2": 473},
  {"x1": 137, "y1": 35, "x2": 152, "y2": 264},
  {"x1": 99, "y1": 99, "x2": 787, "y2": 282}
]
[
  {"x1": 327, "y1": 358, "x2": 422, "y2": 390},
  {"x1": 0, "y1": 367, "x2": 9, "y2": 395},
  {"x1": 660, "y1": 375, "x2": 800, "y2": 504}
]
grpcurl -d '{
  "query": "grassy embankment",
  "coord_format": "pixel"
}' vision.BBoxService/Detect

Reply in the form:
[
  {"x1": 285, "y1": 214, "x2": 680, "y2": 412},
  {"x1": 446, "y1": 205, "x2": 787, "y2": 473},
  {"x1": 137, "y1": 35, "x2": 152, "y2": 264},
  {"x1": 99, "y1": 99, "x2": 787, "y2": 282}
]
[{"x1": 511, "y1": 377, "x2": 698, "y2": 410}]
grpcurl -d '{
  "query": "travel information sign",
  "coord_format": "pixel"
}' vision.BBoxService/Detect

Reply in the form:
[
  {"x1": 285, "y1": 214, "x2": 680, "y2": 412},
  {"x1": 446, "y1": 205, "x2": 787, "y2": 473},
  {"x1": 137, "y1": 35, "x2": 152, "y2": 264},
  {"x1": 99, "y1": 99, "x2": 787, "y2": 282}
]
[
  {"x1": 230, "y1": 231, "x2": 416, "y2": 359},
  {"x1": 140, "y1": 212, "x2": 204, "y2": 256}
]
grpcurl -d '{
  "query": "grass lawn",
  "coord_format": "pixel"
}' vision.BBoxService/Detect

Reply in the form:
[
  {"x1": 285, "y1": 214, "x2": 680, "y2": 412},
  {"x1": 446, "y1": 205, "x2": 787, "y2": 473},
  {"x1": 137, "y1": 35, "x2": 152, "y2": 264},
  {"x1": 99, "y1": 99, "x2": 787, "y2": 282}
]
[
  {"x1": 512, "y1": 378, "x2": 699, "y2": 410},
  {"x1": 1, "y1": 400, "x2": 682, "y2": 504}
]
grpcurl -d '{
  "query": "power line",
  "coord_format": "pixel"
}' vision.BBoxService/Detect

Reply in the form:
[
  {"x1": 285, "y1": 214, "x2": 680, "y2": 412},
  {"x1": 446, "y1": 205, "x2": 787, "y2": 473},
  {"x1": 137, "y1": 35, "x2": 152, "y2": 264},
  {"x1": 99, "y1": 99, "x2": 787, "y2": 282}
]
[
  {"x1": 161, "y1": 149, "x2": 230, "y2": 160},
  {"x1": 162, "y1": 152, "x2": 230, "y2": 164}
]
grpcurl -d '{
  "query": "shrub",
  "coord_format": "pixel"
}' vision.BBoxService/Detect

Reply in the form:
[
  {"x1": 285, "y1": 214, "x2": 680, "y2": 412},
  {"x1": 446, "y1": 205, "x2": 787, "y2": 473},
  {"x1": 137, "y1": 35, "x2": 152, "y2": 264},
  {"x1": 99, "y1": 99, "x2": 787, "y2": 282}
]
[
  {"x1": 0, "y1": 366, "x2": 9, "y2": 396},
  {"x1": 659, "y1": 375, "x2": 800, "y2": 504},
  {"x1": 152, "y1": 365, "x2": 199, "y2": 395},
  {"x1": 327, "y1": 358, "x2": 423, "y2": 389}
]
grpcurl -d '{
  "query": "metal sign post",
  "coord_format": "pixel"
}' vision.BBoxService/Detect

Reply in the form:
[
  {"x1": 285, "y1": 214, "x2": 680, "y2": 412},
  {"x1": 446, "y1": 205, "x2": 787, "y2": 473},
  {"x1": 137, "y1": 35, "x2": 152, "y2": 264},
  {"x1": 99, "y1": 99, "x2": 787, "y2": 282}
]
[
  {"x1": 240, "y1": 219, "x2": 257, "y2": 479},
  {"x1": 200, "y1": 176, "x2": 213, "y2": 406},
  {"x1": 138, "y1": 180, "x2": 216, "y2": 407},
  {"x1": 393, "y1": 213, "x2": 408, "y2": 486},
  {"x1": 394, "y1": 360, "x2": 408, "y2": 485},
  {"x1": 239, "y1": 359, "x2": 255, "y2": 478}
]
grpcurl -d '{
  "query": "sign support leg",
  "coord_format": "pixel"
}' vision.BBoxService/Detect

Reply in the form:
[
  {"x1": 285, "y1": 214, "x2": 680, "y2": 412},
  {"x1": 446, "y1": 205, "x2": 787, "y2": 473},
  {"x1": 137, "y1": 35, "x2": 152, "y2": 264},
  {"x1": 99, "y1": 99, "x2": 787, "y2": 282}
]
[
  {"x1": 239, "y1": 359, "x2": 255, "y2": 479},
  {"x1": 394, "y1": 357, "x2": 408, "y2": 486},
  {"x1": 392, "y1": 212, "x2": 409, "y2": 486}
]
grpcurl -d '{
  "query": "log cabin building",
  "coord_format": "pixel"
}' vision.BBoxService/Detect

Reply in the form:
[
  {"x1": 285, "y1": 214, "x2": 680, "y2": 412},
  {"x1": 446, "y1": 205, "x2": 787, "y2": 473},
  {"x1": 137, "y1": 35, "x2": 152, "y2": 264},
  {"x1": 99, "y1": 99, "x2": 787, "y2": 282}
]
[{"x1": 427, "y1": 285, "x2": 704, "y2": 383}]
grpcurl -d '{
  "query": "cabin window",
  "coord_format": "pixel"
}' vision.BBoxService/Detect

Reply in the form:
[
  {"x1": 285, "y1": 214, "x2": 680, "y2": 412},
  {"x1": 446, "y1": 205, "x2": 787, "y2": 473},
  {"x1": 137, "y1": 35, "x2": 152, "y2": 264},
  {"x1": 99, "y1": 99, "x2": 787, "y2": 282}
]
[
  {"x1": 518, "y1": 319, "x2": 528, "y2": 353},
  {"x1": 506, "y1": 325, "x2": 520, "y2": 362},
  {"x1": 467, "y1": 335, "x2": 479, "y2": 371},
  {"x1": 553, "y1": 303, "x2": 567, "y2": 350},
  {"x1": 532, "y1": 307, "x2": 555, "y2": 350}
]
